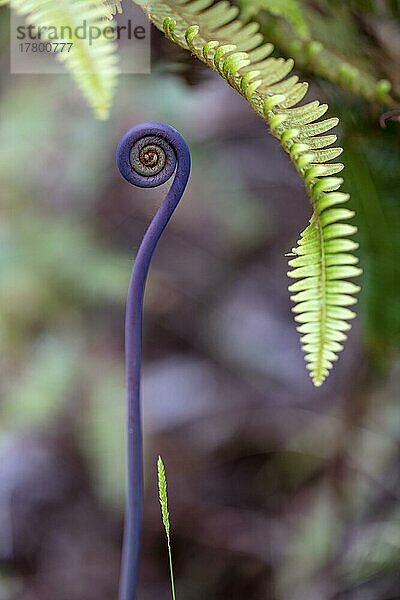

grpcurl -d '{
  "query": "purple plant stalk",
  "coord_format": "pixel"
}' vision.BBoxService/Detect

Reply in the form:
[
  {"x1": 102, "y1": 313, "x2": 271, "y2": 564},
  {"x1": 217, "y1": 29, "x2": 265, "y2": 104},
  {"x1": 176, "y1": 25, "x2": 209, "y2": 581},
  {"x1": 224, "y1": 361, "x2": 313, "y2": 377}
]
[{"x1": 116, "y1": 122, "x2": 191, "y2": 600}]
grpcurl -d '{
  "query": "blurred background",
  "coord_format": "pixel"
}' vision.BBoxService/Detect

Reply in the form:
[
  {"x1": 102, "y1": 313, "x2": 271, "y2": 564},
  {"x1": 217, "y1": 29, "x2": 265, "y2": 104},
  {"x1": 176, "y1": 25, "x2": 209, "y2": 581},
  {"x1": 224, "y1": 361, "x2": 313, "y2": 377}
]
[{"x1": 0, "y1": 1, "x2": 399, "y2": 599}]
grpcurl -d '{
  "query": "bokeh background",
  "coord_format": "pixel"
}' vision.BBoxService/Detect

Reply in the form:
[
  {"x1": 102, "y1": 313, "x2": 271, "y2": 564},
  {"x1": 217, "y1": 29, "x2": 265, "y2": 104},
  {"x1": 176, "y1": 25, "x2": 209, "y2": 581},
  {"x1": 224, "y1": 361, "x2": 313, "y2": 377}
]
[{"x1": 1, "y1": 2, "x2": 400, "y2": 599}]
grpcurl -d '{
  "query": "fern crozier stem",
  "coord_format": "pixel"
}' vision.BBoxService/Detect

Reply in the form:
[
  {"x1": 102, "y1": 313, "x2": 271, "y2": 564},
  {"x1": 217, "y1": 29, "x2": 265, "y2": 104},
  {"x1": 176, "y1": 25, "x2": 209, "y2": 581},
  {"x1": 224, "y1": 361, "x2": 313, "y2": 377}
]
[{"x1": 116, "y1": 121, "x2": 191, "y2": 600}]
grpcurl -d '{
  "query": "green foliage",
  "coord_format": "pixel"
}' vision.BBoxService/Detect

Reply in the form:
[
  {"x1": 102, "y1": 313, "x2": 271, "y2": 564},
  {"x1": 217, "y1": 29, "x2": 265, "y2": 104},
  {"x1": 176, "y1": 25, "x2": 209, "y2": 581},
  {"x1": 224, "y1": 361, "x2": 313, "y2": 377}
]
[
  {"x1": 9, "y1": 0, "x2": 119, "y2": 119},
  {"x1": 239, "y1": 0, "x2": 396, "y2": 106},
  {"x1": 133, "y1": 0, "x2": 361, "y2": 385},
  {"x1": 158, "y1": 456, "x2": 177, "y2": 600},
  {"x1": 341, "y1": 117, "x2": 400, "y2": 354}
]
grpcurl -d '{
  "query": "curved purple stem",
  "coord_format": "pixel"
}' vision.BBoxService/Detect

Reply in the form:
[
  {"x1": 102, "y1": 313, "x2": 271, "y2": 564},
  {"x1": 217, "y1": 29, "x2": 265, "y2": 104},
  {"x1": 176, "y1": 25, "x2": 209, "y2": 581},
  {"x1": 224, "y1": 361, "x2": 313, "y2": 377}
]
[{"x1": 116, "y1": 122, "x2": 191, "y2": 600}]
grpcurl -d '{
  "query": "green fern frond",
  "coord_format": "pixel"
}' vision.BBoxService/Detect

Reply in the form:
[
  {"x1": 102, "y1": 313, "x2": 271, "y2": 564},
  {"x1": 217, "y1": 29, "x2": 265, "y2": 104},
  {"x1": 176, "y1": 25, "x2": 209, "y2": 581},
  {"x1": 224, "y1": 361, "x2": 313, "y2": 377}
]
[
  {"x1": 259, "y1": 24, "x2": 395, "y2": 107},
  {"x1": 239, "y1": 0, "x2": 396, "y2": 106},
  {"x1": 10, "y1": 0, "x2": 119, "y2": 119},
  {"x1": 133, "y1": 0, "x2": 361, "y2": 385}
]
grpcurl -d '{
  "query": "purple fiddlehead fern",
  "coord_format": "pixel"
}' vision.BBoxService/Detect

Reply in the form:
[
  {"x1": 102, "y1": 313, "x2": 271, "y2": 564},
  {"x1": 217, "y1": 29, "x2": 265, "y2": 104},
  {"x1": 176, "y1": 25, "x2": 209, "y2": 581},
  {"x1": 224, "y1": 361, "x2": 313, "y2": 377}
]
[{"x1": 116, "y1": 122, "x2": 191, "y2": 600}]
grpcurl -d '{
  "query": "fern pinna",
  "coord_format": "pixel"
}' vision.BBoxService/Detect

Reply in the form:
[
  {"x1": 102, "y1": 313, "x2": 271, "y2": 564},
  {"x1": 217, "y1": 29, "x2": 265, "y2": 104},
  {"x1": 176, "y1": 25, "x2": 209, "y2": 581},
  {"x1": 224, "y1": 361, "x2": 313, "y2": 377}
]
[{"x1": 134, "y1": 0, "x2": 362, "y2": 386}]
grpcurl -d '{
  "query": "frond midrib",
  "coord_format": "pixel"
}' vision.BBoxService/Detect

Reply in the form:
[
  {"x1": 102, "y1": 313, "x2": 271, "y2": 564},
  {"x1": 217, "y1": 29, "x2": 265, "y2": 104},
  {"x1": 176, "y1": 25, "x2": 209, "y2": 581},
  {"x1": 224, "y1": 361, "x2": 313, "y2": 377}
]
[{"x1": 314, "y1": 211, "x2": 326, "y2": 385}]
